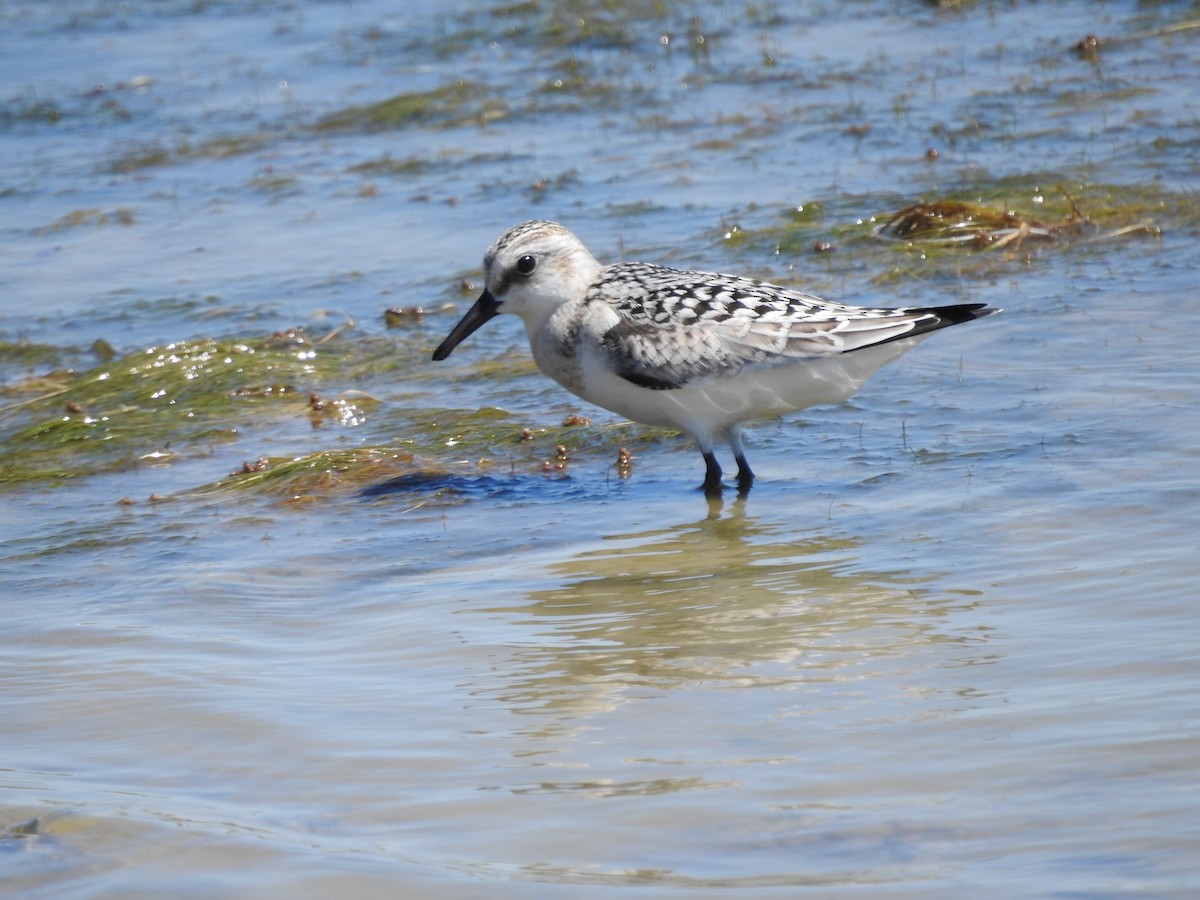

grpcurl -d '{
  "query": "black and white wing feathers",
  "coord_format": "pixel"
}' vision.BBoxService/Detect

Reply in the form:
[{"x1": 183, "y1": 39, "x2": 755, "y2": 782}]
[{"x1": 591, "y1": 263, "x2": 990, "y2": 390}]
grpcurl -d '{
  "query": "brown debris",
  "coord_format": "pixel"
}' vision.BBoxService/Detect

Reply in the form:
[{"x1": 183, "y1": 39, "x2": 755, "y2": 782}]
[
  {"x1": 233, "y1": 457, "x2": 270, "y2": 476},
  {"x1": 615, "y1": 447, "x2": 633, "y2": 478},
  {"x1": 873, "y1": 197, "x2": 1095, "y2": 250}
]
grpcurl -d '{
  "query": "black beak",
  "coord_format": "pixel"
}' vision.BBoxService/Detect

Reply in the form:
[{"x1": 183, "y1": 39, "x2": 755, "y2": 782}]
[{"x1": 431, "y1": 289, "x2": 501, "y2": 360}]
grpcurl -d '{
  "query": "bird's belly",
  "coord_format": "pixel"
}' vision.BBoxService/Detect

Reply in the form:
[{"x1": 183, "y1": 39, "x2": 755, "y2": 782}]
[{"x1": 574, "y1": 338, "x2": 923, "y2": 435}]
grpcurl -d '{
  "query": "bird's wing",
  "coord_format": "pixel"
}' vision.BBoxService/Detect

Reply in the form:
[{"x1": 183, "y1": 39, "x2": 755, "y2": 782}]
[{"x1": 591, "y1": 263, "x2": 970, "y2": 390}]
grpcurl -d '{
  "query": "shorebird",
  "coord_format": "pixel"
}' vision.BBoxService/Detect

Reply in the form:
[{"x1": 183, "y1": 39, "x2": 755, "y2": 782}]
[{"x1": 433, "y1": 220, "x2": 996, "y2": 494}]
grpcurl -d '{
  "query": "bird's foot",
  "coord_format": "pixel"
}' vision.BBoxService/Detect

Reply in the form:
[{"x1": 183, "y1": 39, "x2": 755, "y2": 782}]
[{"x1": 699, "y1": 451, "x2": 754, "y2": 497}]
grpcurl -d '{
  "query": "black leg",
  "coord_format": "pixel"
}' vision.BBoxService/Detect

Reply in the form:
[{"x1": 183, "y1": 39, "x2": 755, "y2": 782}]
[
  {"x1": 725, "y1": 427, "x2": 754, "y2": 496},
  {"x1": 701, "y1": 450, "x2": 724, "y2": 496},
  {"x1": 734, "y1": 453, "x2": 754, "y2": 496}
]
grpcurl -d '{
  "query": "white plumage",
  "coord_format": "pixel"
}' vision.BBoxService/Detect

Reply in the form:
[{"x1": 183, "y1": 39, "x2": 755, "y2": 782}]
[{"x1": 433, "y1": 220, "x2": 997, "y2": 494}]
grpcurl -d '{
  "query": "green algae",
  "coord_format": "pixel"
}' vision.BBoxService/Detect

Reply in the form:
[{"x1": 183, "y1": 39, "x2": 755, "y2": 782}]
[
  {"x1": 247, "y1": 171, "x2": 301, "y2": 197},
  {"x1": 196, "y1": 446, "x2": 425, "y2": 501},
  {"x1": 186, "y1": 408, "x2": 677, "y2": 501},
  {"x1": 349, "y1": 155, "x2": 431, "y2": 178},
  {"x1": 0, "y1": 340, "x2": 69, "y2": 371},
  {"x1": 108, "y1": 144, "x2": 173, "y2": 173},
  {"x1": 314, "y1": 81, "x2": 506, "y2": 133},
  {"x1": 0, "y1": 316, "x2": 675, "y2": 498},
  {"x1": 717, "y1": 179, "x2": 1176, "y2": 278},
  {"x1": 107, "y1": 133, "x2": 276, "y2": 173},
  {"x1": 0, "y1": 98, "x2": 61, "y2": 126},
  {"x1": 0, "y1": 329, "x2": 378, "y2": 490},
  {"x1": 349, "y1": 151, "x2": 522, "y2": 179},
  {"x1": 39, "y1": 207, "x2": 135, "y2": 233}
]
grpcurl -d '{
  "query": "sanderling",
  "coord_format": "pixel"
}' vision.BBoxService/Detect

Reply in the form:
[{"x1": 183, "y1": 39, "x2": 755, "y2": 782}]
[{"x1": 433, "y1": 220, "x2": 997, "y2": 494}]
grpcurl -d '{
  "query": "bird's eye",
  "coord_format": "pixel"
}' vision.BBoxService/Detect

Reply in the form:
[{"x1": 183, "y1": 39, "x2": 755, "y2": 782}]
[{"x1": 515, "y1": 255, "x2": 537, "y2": 275}]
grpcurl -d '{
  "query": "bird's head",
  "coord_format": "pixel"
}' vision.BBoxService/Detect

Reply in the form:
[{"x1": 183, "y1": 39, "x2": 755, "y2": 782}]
[{"x1": 432, "y1": 220, "x2": 601, "y2": 360}]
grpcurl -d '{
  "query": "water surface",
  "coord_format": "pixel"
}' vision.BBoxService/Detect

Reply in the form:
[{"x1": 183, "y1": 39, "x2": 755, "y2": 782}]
[{"x1": 2, "y1": 1, "x2": 1198, "y2": 896}]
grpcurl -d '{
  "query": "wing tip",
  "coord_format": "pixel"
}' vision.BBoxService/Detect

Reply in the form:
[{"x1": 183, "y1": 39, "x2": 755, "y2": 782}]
[
  {"x1": 926, "y1": 302, "x2": 1000, "y2": 326},
  {"x1": 850, "y1": 302, "x2": 999, "y2": 353}
]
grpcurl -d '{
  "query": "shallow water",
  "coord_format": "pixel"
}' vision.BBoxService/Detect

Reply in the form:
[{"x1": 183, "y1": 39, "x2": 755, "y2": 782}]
[{"x1": 3, "y1": 1, "x2": 1199, "y2": 896}]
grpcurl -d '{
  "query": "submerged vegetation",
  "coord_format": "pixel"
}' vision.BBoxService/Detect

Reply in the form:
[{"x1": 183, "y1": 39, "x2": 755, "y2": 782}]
[
  {"x1": 107, "y1": 133, "x2": 276, "y2": 174},
  {"x1": 716, "y1": 179, "x2": 1174, "y2": 281},
  {"x1": 314, "y1": 81, "x2": 507, "y2": 133},
  {"x1": 0, "y1": 320, "x2": 673, "y2": 500},
  {"x1": 0, "y1": 328, "x2": 375, "y2": 490},
  {"x1": 184, "y1": 410, "x2": 669, "y2": 504},
  {"x1": 4, "y1": 1, "x2": 1198, "y2": 503},
  {"x1": 871, "y1": 185, "x2": 1164, "y2": 249}
]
